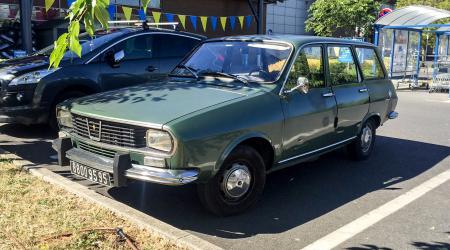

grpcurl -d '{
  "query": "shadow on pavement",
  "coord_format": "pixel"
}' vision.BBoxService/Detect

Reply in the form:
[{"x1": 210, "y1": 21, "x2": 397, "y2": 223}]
[{"x1": 103, "y1": 136, "x2": 450, "y2": 239}]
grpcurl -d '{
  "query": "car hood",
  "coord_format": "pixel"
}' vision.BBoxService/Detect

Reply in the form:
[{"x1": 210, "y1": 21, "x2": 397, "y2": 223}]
[
  {"x1": 0, "y1": 55, "x2": 49, "y2": 75},
  {"x1": 67, "y1": 80, "x2": 253, "y2": 128}
]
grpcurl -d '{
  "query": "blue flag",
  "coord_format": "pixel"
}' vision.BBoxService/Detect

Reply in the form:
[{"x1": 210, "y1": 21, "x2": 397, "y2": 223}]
[
  {"x1": 165, "y1": 13, "x2": 175, "y2": 23},
  {"x1": 211, "y1": 16, "x2": 218, "y2": 31},
  {"x1": 190, "y1": 16, "x2": 197, "y2": 30},
  {"x1": 67, "y1": 0, "x2": 75, "y2": 7},
  {"x1": 108, "y1": 4, "x2": 115, "y2": 20},
  {"x1": 229, "y1": 16, "x2": 236, "y2": 30},
  {"x1": 138, "y1": 9, "x2": 146, "y2": 20},
  {"x1": 245, "y1": 15, "x2": 253, "y2": 29}
]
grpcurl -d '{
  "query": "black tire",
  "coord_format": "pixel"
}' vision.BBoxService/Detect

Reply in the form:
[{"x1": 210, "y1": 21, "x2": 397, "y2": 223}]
[
  {"x1": 49, "y1": 91, "x2": 86, "y2": 131},
  {"x1": 348, "y1": 119, "x2": 376, "y2": 161},
  {"x1": 197, "y1": 145, "x2": 266, "y2": 216}
]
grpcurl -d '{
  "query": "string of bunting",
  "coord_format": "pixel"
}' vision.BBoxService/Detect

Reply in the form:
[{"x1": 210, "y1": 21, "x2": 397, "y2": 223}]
[{"x1": 107, "y1": 5, "x2": 254, "y2": 32}]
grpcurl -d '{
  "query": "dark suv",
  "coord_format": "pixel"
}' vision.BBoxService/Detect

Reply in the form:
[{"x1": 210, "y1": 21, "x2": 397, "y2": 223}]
[{"x1": 0, "y1": 27, "x2": 204, "y2": 128}]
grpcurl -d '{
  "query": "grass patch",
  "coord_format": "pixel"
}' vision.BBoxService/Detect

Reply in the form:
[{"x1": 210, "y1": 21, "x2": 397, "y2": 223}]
[{"x1": 0, "y1": 161, "x2": 183, "y2": 250}]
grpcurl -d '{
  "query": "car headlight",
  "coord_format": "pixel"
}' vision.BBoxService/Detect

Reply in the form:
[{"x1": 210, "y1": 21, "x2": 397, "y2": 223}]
[
  {"x1": 9, "y1": 68, "x2": 60, "y2": 86},
  {"x1": 57, "y1": 109, "x2": 73, "y2": 129},
  {"x1": 146, "y1": 129, "x2": 174, "y2": 153}
]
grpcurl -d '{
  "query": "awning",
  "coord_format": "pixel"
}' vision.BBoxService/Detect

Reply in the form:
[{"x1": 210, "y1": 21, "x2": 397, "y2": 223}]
[{"x1": 375, "y1": 5, "x2": 450, "y2": 29}]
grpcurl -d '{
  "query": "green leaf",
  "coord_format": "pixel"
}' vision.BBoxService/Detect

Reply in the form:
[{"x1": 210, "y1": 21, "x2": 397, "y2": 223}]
[
  {"x1": 142, "y1": 0, "x2": 151, "y2": 10},
  {"x1": 69, "y1": 38, "x2": 82, "y2": 58},
  {"x1": 49, "y1": 33, "x2": 68, "y2": 69},
  {"x1": 69, "y1": 21, "x2": 80, "y2": 39},
  {"x1": 94, "y1": 5, "x2": 110, "y2": 29},
  {"x1": 45, "y1": 0, "x2": 55, "y2": 11}
]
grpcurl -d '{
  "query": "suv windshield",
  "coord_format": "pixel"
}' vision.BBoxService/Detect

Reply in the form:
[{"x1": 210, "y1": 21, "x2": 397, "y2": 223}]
[
  {"x1": 172, "y1": 41, "x2": 292, "y2": 83},
  {"x1": 34, "y1": 29, "x2": 131, "y2": 59}
]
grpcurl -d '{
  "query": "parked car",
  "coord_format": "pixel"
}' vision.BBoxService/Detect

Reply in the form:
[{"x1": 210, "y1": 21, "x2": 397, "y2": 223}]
[
  {"x1": 0, "y1": 27, "x2": 204, "y2": 129},
  {"x1": 54, "y1": 35, "x2": 398, "y2": 216}
]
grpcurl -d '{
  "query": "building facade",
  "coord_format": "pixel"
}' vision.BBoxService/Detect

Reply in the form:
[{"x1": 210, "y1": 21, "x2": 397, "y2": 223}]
[{"x1": 266, "y1": 0, "x2": 313, "y2": 35}]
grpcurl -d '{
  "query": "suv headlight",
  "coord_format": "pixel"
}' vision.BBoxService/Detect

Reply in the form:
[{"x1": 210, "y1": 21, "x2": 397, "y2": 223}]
[
  {"x1": 57, "y1": 109, "x2": 73, "y2": 128},
  {"x1": 9, "y1": 68, "x2": 60, "y2": 86},
  {"x1": 146, "y1": 129, "x2": 174, "y2": 153}
]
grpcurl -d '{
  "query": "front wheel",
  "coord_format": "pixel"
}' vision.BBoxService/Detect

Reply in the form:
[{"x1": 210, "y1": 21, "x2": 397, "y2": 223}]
[
  {"x1": 197, "y1": 145, "x2": 266, "y2": 216},
  {"x1": 348, "y1": 120, "x2": 376, "y2": 161}
]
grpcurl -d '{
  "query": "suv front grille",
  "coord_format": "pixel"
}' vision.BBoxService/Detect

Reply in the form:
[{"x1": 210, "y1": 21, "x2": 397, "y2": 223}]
[{"x1": 72, "y1": 114, "x2": 147, "y2": 148}]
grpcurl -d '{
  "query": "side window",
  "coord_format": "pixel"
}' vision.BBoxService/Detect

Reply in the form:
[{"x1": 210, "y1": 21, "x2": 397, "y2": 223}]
[
  {"x1": 355, "y1": 47, "x2": 385, "y2": 79},
  {"x1": 108, "y1": 35, "x2": 154, "y2": 61},
  {"x1": 286, "y1": 46, "x2": 325, "y2": 90},
  {"x1": 327, "y1": 46, "x2": 359, "y2": 85},
  {"x1": 155, "y1": 34, "x2": 200, "y2": 58}
]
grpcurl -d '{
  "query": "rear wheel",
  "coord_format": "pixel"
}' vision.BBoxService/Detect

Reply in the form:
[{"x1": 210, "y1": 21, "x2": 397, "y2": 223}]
[
  {"x1": 197, "y1": 145, "x2": 266, "y2": 216},
  {"x1": 348, "y1": 119, "x2": 376, "y2": 161},
  {"x1": 49, "y1": 91, "x2": 86, "y2": 131}
]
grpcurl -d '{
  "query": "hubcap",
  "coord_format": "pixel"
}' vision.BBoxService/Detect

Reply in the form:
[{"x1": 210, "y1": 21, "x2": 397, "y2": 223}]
[
  {"x1": 361, "y1": 125, "x2": 373, "y2": 153},
  {"x1": 222, "y1": 163, "x2": 251, "y2": 199}
]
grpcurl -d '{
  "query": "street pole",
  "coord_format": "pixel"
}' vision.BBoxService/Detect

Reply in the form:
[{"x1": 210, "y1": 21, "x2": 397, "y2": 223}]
[
  {"x1": 19, "y1": 0, "x2": 33, "y2": 54},
  {"x1": 257, "y1": 0, "x2": 264, "y2": 34}
]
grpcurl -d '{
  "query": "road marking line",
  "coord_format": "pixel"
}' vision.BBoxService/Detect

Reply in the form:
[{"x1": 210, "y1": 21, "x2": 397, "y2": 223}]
[{"x1": 302, "y1": 169, "x2": 450, "y2": 250}]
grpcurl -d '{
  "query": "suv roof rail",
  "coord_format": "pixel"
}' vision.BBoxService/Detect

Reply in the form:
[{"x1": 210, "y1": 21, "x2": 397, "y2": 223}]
[{"x1": 107, "y1": 20, "x2": 179, "y2": 30}]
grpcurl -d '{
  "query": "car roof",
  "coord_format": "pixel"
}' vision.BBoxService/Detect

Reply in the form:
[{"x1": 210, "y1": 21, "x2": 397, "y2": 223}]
[
  {"x1": 207, "y1": 35, "x2": 375, "y2": 48},
  {"x1": 105, "y1": 27, "x2": 207, "y2": 40}
]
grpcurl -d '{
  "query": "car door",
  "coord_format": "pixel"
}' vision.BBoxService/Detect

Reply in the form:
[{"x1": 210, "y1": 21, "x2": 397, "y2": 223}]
[
  {"x1": 154, "y1": 34, "x2": 202, "y2": 75},
  {"x1": 98, "y1": 34, "x2": 161, "y2": 91},
  {"x1": 281, "y1": 45, "x2": 338, "y2": 162},
  {"x1": 327, "y1": 44, "x2": 370, "y2": 141}
]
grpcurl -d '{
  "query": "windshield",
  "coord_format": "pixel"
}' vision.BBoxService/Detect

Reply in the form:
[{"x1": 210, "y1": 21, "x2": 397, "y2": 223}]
[
  {"x1": 34, "y1": 29, "x2": 129, "y2": 59},
  {"x1": 172, "y1": 41, "x2": 292, "y2": 83}
]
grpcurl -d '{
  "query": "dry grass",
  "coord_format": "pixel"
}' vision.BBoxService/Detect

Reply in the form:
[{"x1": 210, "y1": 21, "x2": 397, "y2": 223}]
[{"x1": 0, "y1": 159, "x2": 183, "y2": 250}]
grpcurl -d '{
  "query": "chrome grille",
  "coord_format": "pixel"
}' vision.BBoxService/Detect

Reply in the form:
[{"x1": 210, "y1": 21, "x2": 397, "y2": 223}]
[
  {"x1": 78, "y1": 141, "x2": 116, "y2": 158},
  {"x1": 73, "y1": 114, "x2": 147, "y2": 148}
]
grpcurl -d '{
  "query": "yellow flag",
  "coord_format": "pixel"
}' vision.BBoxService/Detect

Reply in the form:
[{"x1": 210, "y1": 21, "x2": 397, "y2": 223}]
[
  {"x1": 122, "y1": 6, "x2": 132, "y2": 21},
  {"x1": 200, "y1": 16, "x2": 208, "y2": 32},
  {"x1": 178, "y1": 15, "x2": 186, "y2": 29},
  {"x1": 238, "y1": 16, "x2": 245, "y2": 29},
  {"x1": 152, "y1": 11, "x2": 161, "y2": 23},
  {"x1": 220, "y1": 17, "x2": 227, "y2": 31}
]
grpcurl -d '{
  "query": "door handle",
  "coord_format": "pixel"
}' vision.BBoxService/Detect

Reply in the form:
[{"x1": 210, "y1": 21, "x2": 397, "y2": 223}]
[
  {"x1": 146, "y1": 66, "x2": 158, "y2": 72},
  {"x1": 322, "y1": 92, "x2": 335, "y2": 97},
  {"x1": 359, "y1": 88, "x2": 368, "y2": 93}
]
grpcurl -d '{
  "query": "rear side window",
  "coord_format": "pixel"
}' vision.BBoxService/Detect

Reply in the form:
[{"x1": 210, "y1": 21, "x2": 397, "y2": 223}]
[
  {"x1": 355, "y1": 47, "x2": 385, "y2": 79},
  {"x1": 155, "y1": 34, "x2": 200, "y2": 58},
  {"x1": 327, "y1": 46, "x2": 359, "y2": 85}
]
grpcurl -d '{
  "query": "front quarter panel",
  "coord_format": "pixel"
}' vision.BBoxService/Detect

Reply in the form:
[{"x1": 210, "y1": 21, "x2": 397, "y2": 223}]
[{"x1": 166, "y1": 89, "x2": 284, "y2": 182}]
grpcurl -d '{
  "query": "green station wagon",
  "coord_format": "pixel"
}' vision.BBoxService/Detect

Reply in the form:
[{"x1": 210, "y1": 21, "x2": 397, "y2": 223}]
[{"x1": 54, "y1": 35, "x2": 398, "y2": 216}]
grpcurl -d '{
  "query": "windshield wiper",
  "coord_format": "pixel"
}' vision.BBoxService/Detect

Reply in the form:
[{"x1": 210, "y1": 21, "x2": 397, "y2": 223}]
[
  {"x1": 199, "y1": 71, "x2": 248, "y2": 84},
  {"x1": 172, "y1": 65, "x2": 198, "y2": 79}
]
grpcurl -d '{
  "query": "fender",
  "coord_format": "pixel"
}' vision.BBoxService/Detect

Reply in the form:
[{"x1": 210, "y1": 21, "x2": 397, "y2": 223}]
[
  {"x1": 214, "y1": 131, "x2": 275, "y2": 173},
  {"x1": 360, "y1": 112, "x2": 381, "y2": 133}
]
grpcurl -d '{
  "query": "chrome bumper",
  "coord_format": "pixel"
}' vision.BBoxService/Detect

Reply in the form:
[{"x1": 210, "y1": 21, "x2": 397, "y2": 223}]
[
  {"x1": 388, "y1": 111, "x2": 399, "y2": 119},
  {"x1": 59, "y1": 143, "x2": 199, "y2": 186}
]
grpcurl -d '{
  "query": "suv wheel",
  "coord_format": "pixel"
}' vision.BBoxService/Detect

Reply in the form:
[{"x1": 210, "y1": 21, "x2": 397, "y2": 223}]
[
  {"x1": 348, "y1": 119, "x2": 376, "y2": 160},
  {"x1": 49, "y1": 91, "x2": 86, "y2": 131},
  {"x1": 197, "y1": 145, "x2": 266, "y2": 216}
]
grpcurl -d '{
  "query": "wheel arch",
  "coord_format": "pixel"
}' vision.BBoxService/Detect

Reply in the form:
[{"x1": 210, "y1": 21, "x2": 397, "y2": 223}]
[{"x1": 361, "y1": 113, "x2": 381, "y2": 132}]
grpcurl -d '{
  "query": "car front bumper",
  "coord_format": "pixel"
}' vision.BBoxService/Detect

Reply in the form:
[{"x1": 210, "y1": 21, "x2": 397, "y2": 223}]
[{"x1": 53, "y1": 137, "x2": 199, "y2": 187}]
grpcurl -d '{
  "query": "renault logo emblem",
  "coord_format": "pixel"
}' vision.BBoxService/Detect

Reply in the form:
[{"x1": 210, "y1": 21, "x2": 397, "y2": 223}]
[{"x1": 86, "y1": 119, "x2": 102, "y2": 142}]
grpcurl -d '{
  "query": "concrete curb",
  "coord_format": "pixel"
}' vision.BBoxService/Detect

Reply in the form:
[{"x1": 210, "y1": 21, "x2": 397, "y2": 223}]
[{"x1": 0, "y1": 149, "x2": 222, "y2": 250}]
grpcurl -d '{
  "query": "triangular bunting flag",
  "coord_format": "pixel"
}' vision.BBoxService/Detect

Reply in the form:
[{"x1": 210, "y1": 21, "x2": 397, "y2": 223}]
[
  {"x1": 152, "y1": 11, "x2": 161, "y2": 23},
  {"x1": 190, "y1": 16, "x2": 197, "y2": 30},
  {"x1": 200, "y1": 16, "x2": 208, "y2": 32},
  {"x1": 220, "y1": 17, "x2": 227, "y2": 31},
  {"x1": 238, "y1": 16, "x2": 245, "y2": 29},
  {"x1": 122, "y1": 6, "x2": 132, "y2": 21},
  {"x1": 211, "y1": 16, "x2": 218, "y2": 31},
  {"x1": 165, "y1": 13, "x2": 175, "y2": 23},
  {"x1": 245, "y1": 15, "x2": 253, "y2": 29},
  {"x1": 108, "y1": 4, "x2": 115, "y2": 20},
  {"x1": 229, "y1": 16, "x2": 236, "y2": 30},
  {"x1": 138, "y1": 9, "x2": 146, "y2": 20},
  {"x1": 67, "y1": 0, "x2": 75, "y2": 8},
  {"x1": 178, "y1": 15, "x2": 186, "y2": 29}
]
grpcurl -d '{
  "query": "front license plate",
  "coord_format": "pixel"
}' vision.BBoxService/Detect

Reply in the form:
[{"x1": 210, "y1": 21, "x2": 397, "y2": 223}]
[{"x1": 70, "y1": 161, "x2": 112, "y2": 186}]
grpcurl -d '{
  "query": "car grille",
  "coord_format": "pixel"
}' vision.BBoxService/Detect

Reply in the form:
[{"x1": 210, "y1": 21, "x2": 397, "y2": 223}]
[
  {"x1": 72, "y1": 114, "x2": 147, "y2": 148},
  {"x1": 78, "y1": 141, "x2": 117, "y2": 158}
]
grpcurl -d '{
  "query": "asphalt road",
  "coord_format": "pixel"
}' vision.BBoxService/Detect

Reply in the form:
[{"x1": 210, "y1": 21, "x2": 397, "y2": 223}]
[{"x1": 1, "y1": 90, "x2": 449, "y2": 250}]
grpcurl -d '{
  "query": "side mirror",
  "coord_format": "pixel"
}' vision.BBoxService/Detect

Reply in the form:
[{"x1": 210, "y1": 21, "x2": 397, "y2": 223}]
[
  {"x1": 106, "y1": 50, "x2": 124, "y2": 68},
  {"x1": 287, "y1": 77, "x2": 309, "y2": 94}
]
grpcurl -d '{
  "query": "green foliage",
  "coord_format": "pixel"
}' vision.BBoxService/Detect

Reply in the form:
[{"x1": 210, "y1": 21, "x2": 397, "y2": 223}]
[
  {"x1": 47, "y1": 0, "x2": 110, "y2": 68},
  {"x1": 305, "y1": 0, "x2": 381, "y2": 38}
]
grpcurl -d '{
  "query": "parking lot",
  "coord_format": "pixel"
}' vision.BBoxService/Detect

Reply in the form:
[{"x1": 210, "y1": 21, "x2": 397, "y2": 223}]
[{"x1": 0, "y1": 90, "x2": 449, "y2": 249}]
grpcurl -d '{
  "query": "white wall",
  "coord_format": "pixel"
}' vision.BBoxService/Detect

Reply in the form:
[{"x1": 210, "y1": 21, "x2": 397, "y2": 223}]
[{"x1": 266, "y1": 0, "x2": 313, "y2": 35}]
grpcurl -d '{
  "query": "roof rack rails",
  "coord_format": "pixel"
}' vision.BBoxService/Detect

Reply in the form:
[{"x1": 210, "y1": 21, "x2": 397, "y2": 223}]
[{"x1": 107, "y1": 20, "x2": 179, "y2": 30}]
